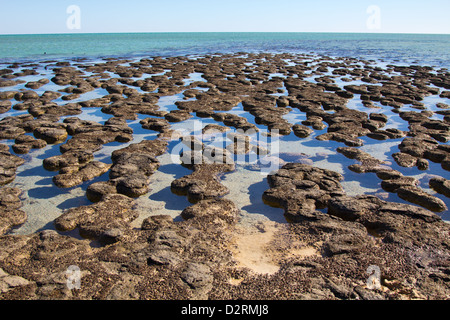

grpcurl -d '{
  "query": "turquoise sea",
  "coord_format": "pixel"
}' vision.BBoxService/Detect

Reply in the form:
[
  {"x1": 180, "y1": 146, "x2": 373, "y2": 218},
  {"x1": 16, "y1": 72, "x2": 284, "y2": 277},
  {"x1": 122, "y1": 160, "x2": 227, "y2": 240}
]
[{"x1": 0, "y1": 32, "x2": 449, "y2": 68}]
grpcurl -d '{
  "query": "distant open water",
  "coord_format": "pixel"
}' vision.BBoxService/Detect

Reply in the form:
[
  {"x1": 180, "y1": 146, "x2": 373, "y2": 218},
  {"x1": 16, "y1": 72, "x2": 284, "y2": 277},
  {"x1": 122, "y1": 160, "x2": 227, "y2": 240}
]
[{"x1": 0, "y1": 32, "x2": 449, "y2": 68}]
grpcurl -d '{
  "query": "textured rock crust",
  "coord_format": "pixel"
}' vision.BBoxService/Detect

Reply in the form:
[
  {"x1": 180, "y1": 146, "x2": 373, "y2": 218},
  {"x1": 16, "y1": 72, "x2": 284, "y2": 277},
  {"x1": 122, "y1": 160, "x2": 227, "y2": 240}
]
[{"x1": 0, "y1": 53, "x2": 449, "y2": 300}]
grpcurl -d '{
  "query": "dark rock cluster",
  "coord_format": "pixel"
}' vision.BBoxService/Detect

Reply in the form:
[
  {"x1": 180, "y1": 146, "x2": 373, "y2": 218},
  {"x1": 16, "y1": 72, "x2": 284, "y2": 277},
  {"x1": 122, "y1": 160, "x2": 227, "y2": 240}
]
[
  {"x1": 0, "y1": 53, "x2": 449, "y2": 300},
  {"x1": 87, "y1": 139, "x2": 168, "y2": 201}
]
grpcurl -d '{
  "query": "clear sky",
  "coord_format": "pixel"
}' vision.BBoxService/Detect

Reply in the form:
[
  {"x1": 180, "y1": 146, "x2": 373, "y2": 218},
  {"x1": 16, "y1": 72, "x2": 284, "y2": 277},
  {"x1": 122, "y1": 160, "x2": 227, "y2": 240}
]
[{"x1": 0, "y1": 0, "x2": 449, "y2": 35}]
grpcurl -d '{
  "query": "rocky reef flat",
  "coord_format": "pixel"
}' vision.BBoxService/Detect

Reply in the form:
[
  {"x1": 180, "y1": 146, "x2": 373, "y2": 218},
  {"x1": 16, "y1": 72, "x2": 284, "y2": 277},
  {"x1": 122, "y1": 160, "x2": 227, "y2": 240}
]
[{"x1": 0, "y1": 52, "x2": 449, "y2": 300}]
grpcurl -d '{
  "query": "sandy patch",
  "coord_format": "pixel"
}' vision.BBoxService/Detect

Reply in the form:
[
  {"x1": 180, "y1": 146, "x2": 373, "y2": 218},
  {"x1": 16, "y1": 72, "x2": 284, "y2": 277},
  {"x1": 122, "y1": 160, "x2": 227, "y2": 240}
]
[
  {"x1": 230, "y1": 222, "x2": 280, "y2": 275},
  {"x1": 229, "y1": 220, "x2": 320, "y2": 275}
]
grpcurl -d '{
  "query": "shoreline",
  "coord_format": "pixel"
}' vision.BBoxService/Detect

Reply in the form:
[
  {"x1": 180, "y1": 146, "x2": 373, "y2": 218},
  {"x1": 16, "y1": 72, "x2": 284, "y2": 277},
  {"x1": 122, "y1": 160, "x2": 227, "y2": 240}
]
[{"x1": 0, "y1": 51, "x2": 449, "y2": 300}]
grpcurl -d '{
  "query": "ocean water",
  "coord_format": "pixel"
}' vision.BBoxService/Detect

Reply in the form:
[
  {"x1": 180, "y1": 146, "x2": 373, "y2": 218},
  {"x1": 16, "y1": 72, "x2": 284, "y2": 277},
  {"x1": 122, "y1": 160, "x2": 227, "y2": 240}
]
[{"x1": 0, "y1": 32, "x2": 449, "y2": 68}]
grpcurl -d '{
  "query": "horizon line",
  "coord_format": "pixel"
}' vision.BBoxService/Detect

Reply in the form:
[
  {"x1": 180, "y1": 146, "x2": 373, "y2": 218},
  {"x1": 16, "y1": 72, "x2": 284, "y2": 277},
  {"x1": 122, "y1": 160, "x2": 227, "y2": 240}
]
[{"x1": 1, "y1": 31, "x2": 449, "y2": 36}]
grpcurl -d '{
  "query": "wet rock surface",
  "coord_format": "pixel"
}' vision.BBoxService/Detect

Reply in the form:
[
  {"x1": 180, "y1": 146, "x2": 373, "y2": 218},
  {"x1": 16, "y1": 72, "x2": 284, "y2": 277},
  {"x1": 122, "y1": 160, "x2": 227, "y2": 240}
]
[{"x1": 0, "y1": 53, "x2": 449, "y2": 300}]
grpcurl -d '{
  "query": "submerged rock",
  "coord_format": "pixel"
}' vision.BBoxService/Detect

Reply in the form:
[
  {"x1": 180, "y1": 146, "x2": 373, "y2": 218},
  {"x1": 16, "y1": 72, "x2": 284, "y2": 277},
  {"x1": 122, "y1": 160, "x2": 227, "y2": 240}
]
[{"x1": 337, "y1": 146, "x2": 387, "y2": 173}]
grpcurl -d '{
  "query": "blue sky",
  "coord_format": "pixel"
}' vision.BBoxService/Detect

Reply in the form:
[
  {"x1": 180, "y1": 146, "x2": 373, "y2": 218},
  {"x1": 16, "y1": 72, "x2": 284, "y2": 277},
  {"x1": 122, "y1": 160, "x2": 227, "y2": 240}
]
[{"x1": 0, "y1": 0, "x2": 449, "y2": 34}]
